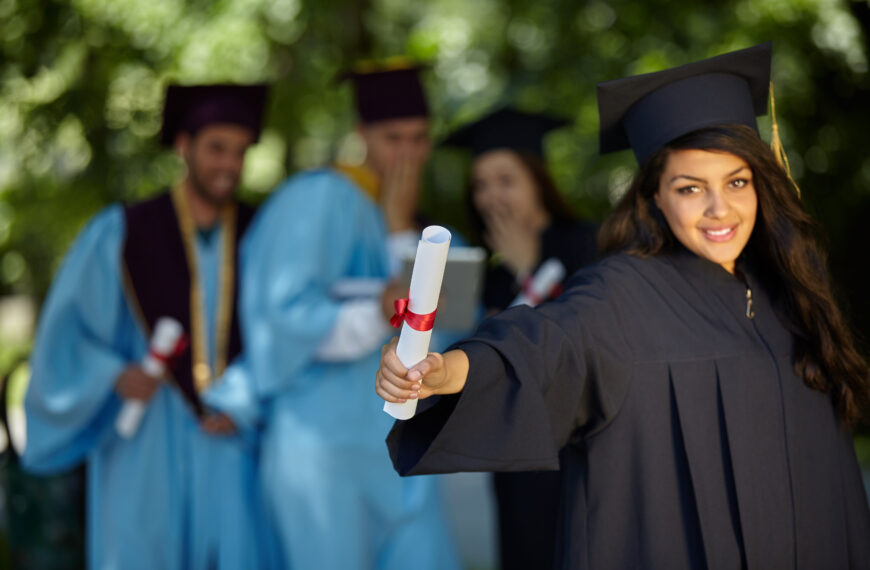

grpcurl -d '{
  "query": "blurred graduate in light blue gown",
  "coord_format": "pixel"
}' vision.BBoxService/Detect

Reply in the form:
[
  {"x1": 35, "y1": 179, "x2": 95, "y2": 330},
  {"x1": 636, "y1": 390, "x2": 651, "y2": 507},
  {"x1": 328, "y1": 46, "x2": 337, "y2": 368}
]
[
  {"x1": 208, "y1": 60, "x2": 461, "y2": 569},
  {"x1": 23, "y1": 83, "x2": 278, "y2": 569}
]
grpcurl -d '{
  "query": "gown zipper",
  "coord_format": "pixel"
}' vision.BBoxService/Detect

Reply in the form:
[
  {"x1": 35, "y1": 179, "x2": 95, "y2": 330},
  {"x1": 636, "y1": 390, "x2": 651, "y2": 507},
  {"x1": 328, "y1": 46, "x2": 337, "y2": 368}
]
[
  {"x1": 743, "y1": 275, "x2": 797, "y2": 566},
  {"x1": 745, "y1": 285, "x2": 755, "y2": 319}
]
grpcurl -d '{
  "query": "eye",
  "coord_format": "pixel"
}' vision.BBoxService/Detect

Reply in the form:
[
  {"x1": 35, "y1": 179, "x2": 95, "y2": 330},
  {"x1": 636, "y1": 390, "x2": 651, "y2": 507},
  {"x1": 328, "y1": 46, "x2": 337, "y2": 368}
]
[
  {"x1": 676, "y1": 185, "x2": 701, "y2": 195},
  {"x1": 729, "y1": 178, "x2": 750, "y2": 189}
]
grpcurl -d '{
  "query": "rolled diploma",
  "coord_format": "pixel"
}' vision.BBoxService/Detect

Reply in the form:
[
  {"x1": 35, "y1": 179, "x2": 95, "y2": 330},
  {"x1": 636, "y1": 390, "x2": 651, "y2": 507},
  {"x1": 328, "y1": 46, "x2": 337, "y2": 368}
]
[
  {"x1": 510, "y1": 258, "x2": 566, "y2": 307},
  {"x1": 115, "y1": 317, "x2": 184, "y2": 438},
  {"x1": 383, "y1": 226, "x2": 451, "y2": 420}
]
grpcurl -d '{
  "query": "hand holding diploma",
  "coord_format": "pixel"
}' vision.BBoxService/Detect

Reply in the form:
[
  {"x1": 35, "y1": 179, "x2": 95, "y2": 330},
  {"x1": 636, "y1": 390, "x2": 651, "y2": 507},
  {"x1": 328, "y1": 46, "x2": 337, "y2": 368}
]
[
  {"x1": 115, "y1": 367, "x2": 161, "y2": 401},
  {"x1": 382, "y1": 225, "x2": 451, "y2": 420},
  {"x1": 115, "y1": 317, "x2": 185, "y2": 439},
  {"x1": 375, "y1": 338, "x2": 470, "y2": 402},
  {"x1": 201, "y1": 412, "x2": 237, "y2": 436}
]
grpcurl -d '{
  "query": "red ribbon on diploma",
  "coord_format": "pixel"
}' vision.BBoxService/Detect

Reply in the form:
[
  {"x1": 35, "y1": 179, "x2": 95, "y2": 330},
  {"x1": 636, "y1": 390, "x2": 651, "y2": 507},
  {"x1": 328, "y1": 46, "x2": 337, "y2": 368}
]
[
  {"x1": 148, "y1": 334, "x2": 190, "y2": 365},
  {"x1": 521, "y1": 276, "x2": 542, "y2": 306},
  {"x1": 521, "y1": 276, "x2": 563, "y2": 306},
  {"x1": 390, "y1": 298, "x2": 437, "y2": 331}
]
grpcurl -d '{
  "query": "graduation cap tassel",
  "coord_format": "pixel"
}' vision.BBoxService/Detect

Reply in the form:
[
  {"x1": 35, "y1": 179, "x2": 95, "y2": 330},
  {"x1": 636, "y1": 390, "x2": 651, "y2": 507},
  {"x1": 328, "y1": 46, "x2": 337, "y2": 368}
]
[{"x1": 768, "y1": 81, "x2": 801, "y2": 198}]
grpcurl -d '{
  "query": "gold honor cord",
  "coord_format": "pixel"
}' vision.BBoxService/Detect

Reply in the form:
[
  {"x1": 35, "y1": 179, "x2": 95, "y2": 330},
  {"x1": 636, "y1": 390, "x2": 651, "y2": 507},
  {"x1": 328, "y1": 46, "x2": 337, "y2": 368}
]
[
  {"x1": 769, "y1": 81, "x2": 801, "y2": 198},
  {"x1": 334, "y1": 162, "x2": 381, "y2": 202},
  {"x1": 171, "y1": 185, "x2": 237, "y2": 392}
]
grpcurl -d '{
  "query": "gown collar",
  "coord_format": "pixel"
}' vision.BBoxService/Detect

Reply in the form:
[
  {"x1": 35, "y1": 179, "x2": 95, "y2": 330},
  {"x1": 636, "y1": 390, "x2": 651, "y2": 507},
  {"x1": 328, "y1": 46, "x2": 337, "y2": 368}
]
[
  {"x1": 661, "y1": 243, "x2": 754, "y2": 290},
  {"x1": 658, "y1": 243, "x2": 797, "y2": 340}
]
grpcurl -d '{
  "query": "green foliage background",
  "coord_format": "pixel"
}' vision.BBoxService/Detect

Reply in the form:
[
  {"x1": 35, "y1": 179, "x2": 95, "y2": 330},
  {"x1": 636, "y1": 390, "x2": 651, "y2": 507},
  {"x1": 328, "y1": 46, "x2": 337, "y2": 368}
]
[
  {"x1": 1, "y1": 0, "x2": 869, "y2": 353},
  {"x1": 2, "y1": 1, "x2": 870, "y2": 565}
]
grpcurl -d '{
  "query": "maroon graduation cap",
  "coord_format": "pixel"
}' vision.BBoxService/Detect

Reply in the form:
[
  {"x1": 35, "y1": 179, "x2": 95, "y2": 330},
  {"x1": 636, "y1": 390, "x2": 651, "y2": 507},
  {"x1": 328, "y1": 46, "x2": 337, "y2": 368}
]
[
  {"x1": 159, "y1": 83, "x2": 269, "y2": 147},
  {"x1": 339, "y1": 59, "x2": 429, "y2": 124}
]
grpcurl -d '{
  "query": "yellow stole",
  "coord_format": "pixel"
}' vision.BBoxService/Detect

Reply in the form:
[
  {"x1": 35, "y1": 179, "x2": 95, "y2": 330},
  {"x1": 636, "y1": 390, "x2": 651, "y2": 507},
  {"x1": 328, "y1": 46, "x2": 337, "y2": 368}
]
[
  {"x1": 333, "y1": 162, "x2": 381, "y2": 202},
  {"x1": 169, "y1": 184, "x2": 237, "y2": 392}
]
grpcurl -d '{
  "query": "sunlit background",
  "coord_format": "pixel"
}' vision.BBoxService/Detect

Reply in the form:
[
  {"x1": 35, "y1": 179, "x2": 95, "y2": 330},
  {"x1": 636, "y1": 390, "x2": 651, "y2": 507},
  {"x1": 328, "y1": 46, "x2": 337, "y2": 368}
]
[{"x1": 1, "y1": 0, "x2": 869, "y2": 567}]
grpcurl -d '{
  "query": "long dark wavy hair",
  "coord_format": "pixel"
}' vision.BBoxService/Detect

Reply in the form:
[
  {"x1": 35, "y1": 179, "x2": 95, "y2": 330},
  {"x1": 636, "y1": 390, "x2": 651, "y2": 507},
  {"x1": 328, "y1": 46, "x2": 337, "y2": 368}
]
[
  {"x1": 600, "y1": 124, "x2": 869, "y2": 427},
  {"x1": 465, "y1": 151, "x2": 576, "y2": 246}
]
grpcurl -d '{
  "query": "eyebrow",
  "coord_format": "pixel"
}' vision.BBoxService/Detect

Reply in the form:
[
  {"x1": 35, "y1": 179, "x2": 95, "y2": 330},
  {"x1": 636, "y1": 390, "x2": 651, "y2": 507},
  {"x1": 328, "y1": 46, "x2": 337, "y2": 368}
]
[{"x1": 668, "y1": 166, "x2": 749, "y2": 184}]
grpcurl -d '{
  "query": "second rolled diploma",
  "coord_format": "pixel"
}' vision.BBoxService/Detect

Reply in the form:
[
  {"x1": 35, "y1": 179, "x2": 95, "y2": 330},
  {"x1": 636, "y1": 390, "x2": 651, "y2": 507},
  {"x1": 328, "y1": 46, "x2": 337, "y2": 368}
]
[
  {"x1": 115, "y1": 317, "x2": 185, "y2": 438},
  {"x1": 383, "y1": 226, "x2": 452, "y2": 420},
  {"x1": 511, "y1": 258, "x2": 566, "y2": 307}
]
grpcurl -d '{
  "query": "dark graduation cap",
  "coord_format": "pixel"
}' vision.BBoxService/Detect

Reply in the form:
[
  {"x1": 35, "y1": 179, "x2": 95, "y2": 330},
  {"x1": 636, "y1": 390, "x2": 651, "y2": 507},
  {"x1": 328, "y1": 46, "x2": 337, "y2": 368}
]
[
  {"x1": 339, "y1": 58, "x2": 429, "y2": 124},
  {"x1": 160, "y1": 83, "x2": 269, "y2": 147},
  {"x1": 598, "y1": 42, "x2": 772, "y2": 164},
  {"x1": 442, "y1": 107, "x2": 569, "y2": 158}
]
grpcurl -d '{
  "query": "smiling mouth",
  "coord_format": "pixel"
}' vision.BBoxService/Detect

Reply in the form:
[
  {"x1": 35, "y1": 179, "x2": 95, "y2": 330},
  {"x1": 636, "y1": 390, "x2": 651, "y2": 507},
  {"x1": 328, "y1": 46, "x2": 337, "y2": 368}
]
[
  {"x1": 213, "y1": 175, "x2": 237, "y2": 192},
  {"x1": 701, "y1": 225, "x2": 737, "y2": 242}
]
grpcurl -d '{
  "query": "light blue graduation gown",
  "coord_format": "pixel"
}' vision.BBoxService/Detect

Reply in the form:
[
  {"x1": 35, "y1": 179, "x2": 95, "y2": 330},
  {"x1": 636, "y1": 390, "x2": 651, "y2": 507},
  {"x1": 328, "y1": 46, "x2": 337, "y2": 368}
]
[
  {"x1": 23, "y1": 205, "x2": 270, "y2": 570},
  {"x1": 215, "y1": 169, "x2": 460, "y2": 569}
]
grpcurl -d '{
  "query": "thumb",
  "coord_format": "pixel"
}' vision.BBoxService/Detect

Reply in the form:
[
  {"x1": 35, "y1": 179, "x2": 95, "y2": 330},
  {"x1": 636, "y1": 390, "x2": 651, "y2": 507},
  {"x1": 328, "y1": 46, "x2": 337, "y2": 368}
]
[{"x1": 408, "y1": 352, "x2": 439, "y2": 381}]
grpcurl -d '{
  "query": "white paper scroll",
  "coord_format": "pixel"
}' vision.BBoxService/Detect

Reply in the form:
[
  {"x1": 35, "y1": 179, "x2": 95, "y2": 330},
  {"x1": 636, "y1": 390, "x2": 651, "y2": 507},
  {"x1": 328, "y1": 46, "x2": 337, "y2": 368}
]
[
  {"x1": 510, "y1": 258, "x2": 566, "y2": 307},
  {"x1": 115, "y1": 317, "x2": 184, "y2": 439},
  {"x1": 383, "y1": 226, "x2": 452, "y2": 420}
]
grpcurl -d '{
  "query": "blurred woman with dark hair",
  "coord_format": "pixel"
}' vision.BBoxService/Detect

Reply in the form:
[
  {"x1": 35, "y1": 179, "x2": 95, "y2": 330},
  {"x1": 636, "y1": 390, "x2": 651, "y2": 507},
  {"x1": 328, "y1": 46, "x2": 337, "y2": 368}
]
[
  {"x1": 376, "y1": 44, "x2": 870, "y2": 569},
  {"x1": 443, "y1": 108, "x2": 598, "y2": 570},
  {"x1": 447, "y1": 108, "x2": 598, "y2": 312}
]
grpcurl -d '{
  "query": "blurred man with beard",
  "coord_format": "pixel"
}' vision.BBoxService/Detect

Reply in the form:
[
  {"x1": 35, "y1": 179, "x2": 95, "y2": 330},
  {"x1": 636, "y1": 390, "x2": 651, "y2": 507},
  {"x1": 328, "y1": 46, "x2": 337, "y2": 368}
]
[
  {"x1": 208, "y1": 61, "x2": 461, "y2": 569},
  {"x1": 22, "y1": 84, "x2": 276, "y2": 569}
]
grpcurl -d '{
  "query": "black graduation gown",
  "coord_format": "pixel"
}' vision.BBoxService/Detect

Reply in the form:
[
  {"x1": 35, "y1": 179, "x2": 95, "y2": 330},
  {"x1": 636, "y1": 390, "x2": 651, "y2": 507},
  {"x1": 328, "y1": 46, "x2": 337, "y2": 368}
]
[
  {"x1": 483, "y1": 219, "x2": 599, "y2": 570},
  {"x1": 388, "y1": 249, "x2": 870, "y2": 570},
  {"x1": 483, "y1": 219, "x2": 599, "y2": 310}
]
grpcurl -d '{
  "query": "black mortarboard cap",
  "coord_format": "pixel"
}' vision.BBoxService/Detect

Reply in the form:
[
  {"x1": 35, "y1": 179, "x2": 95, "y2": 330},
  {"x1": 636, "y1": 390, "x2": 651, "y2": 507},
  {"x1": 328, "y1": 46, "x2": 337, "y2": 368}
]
[
  {"x1": 160, "y1": 83, "x2": 269, "y2": 147},
  {"x1": 442, "y1": 107, "x2": 569, "y2": 157},
  {"x1": 339, "y1": 59, "x2": 429, "y2": 124},
  {"x1": 598, "y1": 42, "x2": 772, "y2": 164}
]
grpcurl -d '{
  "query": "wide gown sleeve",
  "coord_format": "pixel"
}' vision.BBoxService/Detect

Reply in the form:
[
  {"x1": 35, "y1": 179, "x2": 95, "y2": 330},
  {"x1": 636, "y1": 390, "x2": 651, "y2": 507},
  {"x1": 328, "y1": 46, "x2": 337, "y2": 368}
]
[
  {"x1": 22, "y1": 206, "x2": 131, "y2": 473},
  {"x1": 388, "y1": 264, "x2": 633, "y2": 475}
]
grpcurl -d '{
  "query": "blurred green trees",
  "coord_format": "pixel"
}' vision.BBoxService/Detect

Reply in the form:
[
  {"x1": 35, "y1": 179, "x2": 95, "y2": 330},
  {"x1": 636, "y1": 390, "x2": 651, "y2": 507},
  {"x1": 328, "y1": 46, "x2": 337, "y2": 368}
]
[
  {"x1": 1, "y1": 0, "x2": 869, "y2": 332},
  {"x1": 1, "y1": 1, "x2": 870, "y2": 566}
]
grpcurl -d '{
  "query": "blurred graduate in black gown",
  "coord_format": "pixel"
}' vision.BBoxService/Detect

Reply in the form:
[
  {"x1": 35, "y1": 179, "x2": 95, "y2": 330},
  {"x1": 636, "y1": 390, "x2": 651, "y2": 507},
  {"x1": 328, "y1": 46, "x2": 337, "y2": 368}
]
[{"x1": 443, "y1": 107, "x2": 598, "y2": 570}]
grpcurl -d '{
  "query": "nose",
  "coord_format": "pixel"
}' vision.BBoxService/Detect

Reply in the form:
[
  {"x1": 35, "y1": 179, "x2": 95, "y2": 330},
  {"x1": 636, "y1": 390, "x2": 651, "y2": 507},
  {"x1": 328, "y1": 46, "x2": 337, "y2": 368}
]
[
  {"x1": 475, "y1": 186, "x2": 500, "y2": 212},
  {"x1": 222, "y1": 151, "x2": 245, "y2": 175},
  {"x1": 704, "y1": 188, "x2": 730, "y2": 219}
]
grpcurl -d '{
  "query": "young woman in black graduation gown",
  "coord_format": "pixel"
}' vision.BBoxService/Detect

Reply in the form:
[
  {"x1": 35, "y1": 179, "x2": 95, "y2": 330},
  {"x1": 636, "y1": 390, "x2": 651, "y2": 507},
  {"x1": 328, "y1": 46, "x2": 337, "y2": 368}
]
[
  {"x1": 445, "y1": 108, "x2": 598, "y2": 570},
  {"x1": 376, "y1": 43, "x2": 870, "y2": 570}
]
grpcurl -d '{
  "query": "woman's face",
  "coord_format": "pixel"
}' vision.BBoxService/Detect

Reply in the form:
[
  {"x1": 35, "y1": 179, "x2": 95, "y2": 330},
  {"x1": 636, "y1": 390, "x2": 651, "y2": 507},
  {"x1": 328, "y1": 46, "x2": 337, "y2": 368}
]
[
  {"x1": 471, "y1": 150, "x2": 548, "y2": 227},
  {"x1": 654, "y1": 149, "x2": 757, "y2": 273}
]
